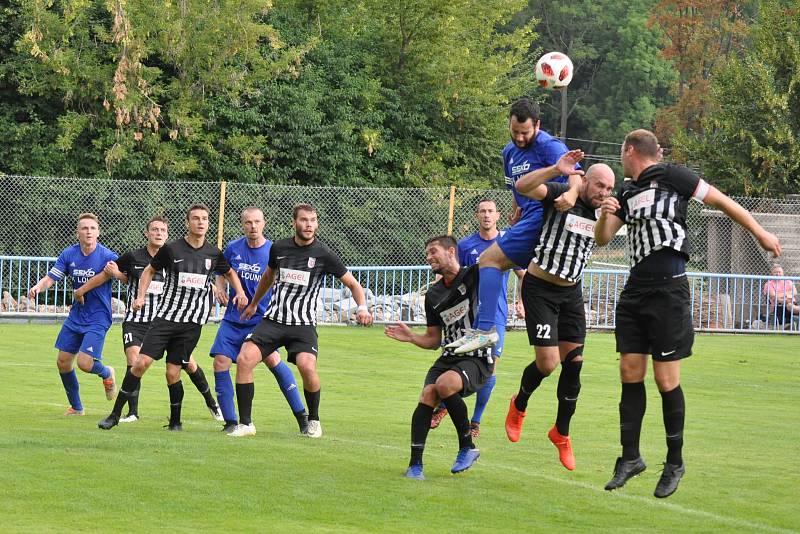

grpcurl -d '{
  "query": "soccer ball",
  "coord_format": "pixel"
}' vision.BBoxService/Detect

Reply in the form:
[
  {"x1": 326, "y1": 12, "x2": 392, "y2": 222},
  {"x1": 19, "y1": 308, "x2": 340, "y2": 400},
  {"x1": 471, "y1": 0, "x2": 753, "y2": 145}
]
[{"x1": 535, "y1": 52, "x2": 574, "y2": 89}]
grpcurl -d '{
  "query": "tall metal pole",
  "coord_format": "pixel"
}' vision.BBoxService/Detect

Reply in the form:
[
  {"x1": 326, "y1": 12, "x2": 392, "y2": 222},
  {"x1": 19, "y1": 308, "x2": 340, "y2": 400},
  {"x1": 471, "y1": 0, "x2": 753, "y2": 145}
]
[{"x1": 559, "y1": 85, "x2": 568, "y2": 141}]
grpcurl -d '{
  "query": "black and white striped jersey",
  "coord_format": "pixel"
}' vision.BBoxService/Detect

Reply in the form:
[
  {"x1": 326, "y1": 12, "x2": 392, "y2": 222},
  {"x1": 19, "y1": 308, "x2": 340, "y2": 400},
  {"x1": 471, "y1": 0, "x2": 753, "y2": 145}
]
[
  {"x1": 533, "y1": 182, "x2": 598, "y2": 283},
  {"x1": 116, "y1": 247, "x2": 166, "y2": 323},
  {"x1": 425, "y1": 266, "x2": 492, "y2": 360},
  {"x1": 264, "y1": 237, "x2": 348, "y2": 326},
  {"x1": 150, "y1": 238, "x2": 231, "y2": 324},
  {"x1": 614, "y1": 163, "x2": 709, "y2": 267}
]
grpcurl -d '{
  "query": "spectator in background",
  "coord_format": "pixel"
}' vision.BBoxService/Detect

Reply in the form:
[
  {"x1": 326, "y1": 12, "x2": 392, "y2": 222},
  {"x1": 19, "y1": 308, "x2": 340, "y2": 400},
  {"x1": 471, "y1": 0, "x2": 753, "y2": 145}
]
[{"x1": 763, "y1": 264, "x2": 799, "y2": 327}]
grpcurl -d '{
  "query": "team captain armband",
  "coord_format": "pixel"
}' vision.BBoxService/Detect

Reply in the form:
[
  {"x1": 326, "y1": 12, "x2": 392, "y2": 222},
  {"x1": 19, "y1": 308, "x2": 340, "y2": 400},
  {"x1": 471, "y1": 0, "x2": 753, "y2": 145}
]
[{"x1": 692, "y1": 179, "x2": 711, "y2": 203}]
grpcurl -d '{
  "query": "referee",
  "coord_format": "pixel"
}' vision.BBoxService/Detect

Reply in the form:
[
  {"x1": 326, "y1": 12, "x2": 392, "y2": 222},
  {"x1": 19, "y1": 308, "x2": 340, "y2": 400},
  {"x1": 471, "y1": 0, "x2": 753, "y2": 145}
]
[
  {"x1": 595, "y1": 129, "x2": 781, "y2": 497},
  {"x1": 99, "y1": 204, "x2": 248, "y2": 431},
  {"x1": 230, "y1": 204, "x2": 373, "y2": 438},
  {"x1": 505, "y1": 163, "x2": 614, "y2": 472}
]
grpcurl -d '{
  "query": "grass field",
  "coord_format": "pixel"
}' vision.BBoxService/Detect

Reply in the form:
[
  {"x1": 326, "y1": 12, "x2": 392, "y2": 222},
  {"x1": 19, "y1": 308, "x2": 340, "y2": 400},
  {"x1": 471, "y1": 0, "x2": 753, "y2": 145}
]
[{"x1": 0, "y1": 323, "x2": 798, "y2": 533}]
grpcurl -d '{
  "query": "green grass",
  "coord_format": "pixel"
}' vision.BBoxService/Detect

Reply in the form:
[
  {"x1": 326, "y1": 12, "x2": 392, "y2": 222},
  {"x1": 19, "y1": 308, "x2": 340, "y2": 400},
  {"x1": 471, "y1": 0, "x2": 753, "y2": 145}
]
[{"x1": 0, "y1": 323, "x2": 798, "y2": 533}]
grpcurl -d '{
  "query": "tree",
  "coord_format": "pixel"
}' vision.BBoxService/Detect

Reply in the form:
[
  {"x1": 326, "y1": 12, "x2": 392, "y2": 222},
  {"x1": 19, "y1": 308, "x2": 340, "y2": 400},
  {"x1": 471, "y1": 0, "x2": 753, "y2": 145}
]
[
  {"x1": 671, "y1": 0, "x2": 800, "y2": 196},
  {"x1": 649, "y1": 0, "x2": 754, "y2": 143}
]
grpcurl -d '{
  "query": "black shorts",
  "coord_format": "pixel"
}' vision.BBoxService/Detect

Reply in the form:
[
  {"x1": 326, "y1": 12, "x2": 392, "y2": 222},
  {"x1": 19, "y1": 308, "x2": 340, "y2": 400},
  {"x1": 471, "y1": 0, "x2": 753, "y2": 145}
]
[
  {"x1": 245, "y1": 318, "x2": 318, "y2": 364},
  {"x1": 522, "y1": 274, "x2": 586, "y2": 347},
  {"x1": 615, "y1": 275, "x2": 693, "y2": 361},
  {"x1": 139, "y1": 318, "x2": 203, "y2": 366},
  {"x1": 424, "y1": 355, "x2": 493, "y2": 398},
  {"x1": 122, "y1": 321, "x2": 151, "y2": 350}
]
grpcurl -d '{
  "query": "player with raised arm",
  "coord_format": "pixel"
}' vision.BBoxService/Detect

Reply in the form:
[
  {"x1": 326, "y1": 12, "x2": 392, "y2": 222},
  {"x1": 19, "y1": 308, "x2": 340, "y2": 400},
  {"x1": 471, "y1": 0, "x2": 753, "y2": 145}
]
[
  {"x1": 230, "y1": 204, "x2": 373, "y2": 438},
  {"x1": 430, "y1": 199, "x2": 525, "y2": 436},
  {"x1": 504, "y1": 164, "x2": 615, "y2": 471},
  {"x1": 386, "y1": 235, "x2": 493, "y2": 480},
  {"x1": 450, "y1": 98, "x2": 584, "y2": 355},
  {"x1": 98, "y1": 204, "x2": 247, "y2": 431},
  {"x1": 595, "y1": 129, "x2": 781, "y2": 498},
  {"x1": 28, "y1": 213, "x2": 117, "y2": 415},
  {"x1": 210, "y1": 207, "x2": 308, "y2": 434}
]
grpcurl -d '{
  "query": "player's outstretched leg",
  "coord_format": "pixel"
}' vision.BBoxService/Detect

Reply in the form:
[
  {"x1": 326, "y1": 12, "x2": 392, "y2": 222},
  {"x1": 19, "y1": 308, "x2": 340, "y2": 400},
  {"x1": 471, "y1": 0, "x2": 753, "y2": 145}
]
[
  {"x1": 214, "y1": 367, "x2": 238, "y2": 432},
  {"x1": 185, "y1": 360, "x2": 222, "y2": 421},
  {"x1": 99, "y1": 362, "x2": 148, "y2": 429},
  {"x1": 296, "y1": 353, "x2": 322, "y2": 438},
  {"x1": 549, "y1": 348, "x2": 583, "y2": 470},
  {"x1": 59, "y1": 367, "x2": 84, "y2": 416},
  {"x1": 654, "y1": 385, "x2": 686, "y2": 498},
  {"x1": 406, "y1": 402, "x2": 434, "y2": 480},
  {"x1": 470, "y1": 375, "x2": 496, "y2": 439},
  {"x1": 506, "y1": 361, "x2": 548, "y2": 442},
  {"x1": 264, "y1": 353, "x2": 308, "y2": 434},
  {"x1": 605, "y1": 381, "x2": 647, "y2": 490},
  {"x1": 442, "y1": 394, "x2": 479, "y2": 473},
  {"x1": 119, "y1": 365, "x2": 141, "y2": 422}
]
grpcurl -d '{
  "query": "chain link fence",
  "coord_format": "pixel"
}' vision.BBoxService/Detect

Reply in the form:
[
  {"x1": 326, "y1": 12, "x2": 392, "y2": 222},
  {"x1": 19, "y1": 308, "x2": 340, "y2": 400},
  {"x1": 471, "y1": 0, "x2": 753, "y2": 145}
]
[{"x1": 1, "y1": 175, "x2": 799, "y2": 276}]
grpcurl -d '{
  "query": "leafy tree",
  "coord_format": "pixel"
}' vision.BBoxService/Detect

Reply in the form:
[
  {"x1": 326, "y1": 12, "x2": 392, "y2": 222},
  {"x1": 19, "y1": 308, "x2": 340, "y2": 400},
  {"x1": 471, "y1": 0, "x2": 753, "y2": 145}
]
[
  {"x1": 649, "y1": 0, "x2": 754, "y2": 143},
  {"x1": 672, "y1": 0, "x2": 800, "y2": 196}
]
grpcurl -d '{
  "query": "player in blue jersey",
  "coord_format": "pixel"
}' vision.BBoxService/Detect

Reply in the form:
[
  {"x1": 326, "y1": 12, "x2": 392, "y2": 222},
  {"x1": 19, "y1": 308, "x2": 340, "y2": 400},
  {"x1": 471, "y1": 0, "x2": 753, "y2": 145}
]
[
  {"x1": 429, "y1": 199, "x2": 524, "y2": 437},
  {"x1": 28, "y1": 213, "x2": 118, "y2": 415},
  {"x1": 210, "y1": 207, "x2": 308, "y2": 434},
  {"x1": 450, "y1": 97, "x2": 584, "y2": 355}
]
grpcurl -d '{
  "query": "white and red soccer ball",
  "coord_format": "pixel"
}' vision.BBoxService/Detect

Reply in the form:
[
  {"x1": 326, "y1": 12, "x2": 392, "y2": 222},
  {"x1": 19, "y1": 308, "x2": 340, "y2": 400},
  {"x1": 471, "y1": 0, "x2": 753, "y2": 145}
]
[{"x1": 535, "y1": 52, "x2": 573, "y2": 89}]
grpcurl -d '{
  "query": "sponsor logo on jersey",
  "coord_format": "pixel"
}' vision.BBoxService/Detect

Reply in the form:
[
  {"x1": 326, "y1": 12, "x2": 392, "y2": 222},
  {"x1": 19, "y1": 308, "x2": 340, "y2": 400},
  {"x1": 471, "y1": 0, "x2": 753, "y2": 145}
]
[
  {"x1": 470, "y1": 248, "x2": 479, "y2": 255},
  {"x1": 565, "y1": 213, "x2": 596, "y2": 238},
  {"x1": 238, "y1": 262, "x2": 261, "y2": 273},
  {"x1": 458, "y1": 284, "x2": 467, "y2": 296},
  {"x1": 307, "y1": 257, "x2": 316, "y2": 268},
  {"x1": 280, "y1": 268, "x2": 310, "y2": 287},
  {"x1": 178, "y1": 272, "x2": 208, "y2": 289},
  {"x1": 440, "y1": 299, "x2": 469, "y2": 326},
  {"x1": 233, "y1": 254, "x2": 242, "y2": 260},
  {"x1": 72, "y1": 268, "x2": 96, "y2": 277},
  {"x1": 69, "y1": 262, "x2": 76, "y2": 267},
  {"x1": 511, "y1": 161, "x2": 531, "y2": 176},
  {"x1": 205, "y1": 258, "x2": 212, "y2": 270},
  {"x1": 627, "y1": 189, "x2": 656, "y2": 213},
  {"x1": 147, "y1": 281, "x2": 164, "y2": 295}
]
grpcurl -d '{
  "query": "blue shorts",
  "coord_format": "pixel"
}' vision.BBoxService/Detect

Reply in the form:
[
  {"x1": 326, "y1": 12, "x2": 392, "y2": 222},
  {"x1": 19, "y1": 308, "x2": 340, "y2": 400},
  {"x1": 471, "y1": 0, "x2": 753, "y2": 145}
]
[
  {"x1": 209, "y1": 320, "x2": 256, "y2": 363},
  {"x1": 492, "y1": 325, "x2": 506, "y2": 358},
  {"x1": 55, "y1": 319, "x2": 110, "y2": 359},
  {"x1": 496, "y1": 210, "x2": 545, "y2": 268}
]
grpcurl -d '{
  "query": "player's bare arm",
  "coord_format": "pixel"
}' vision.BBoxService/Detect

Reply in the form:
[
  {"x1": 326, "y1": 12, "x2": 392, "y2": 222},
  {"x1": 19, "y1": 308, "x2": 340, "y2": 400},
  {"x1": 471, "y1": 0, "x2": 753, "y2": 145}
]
[
  {"x1": 703, "y1": 186, "x2": 781, "y2": 257},
  {"x1": 28, "y1": 275, "x2": 54, "y2": 299},
  {"x1": 508, "y1": 197, "x2": 522, "y2": 226},
  {"x1": 384, "y1": 322, "x2": 441, "y2": 349},
  {"x1": 594, "y1": 196, "x2": 624, "y2": 246},
  {"x1": 553, "y1": 173, "x2": 583, "y2": 212},
  {"x1": 74, "y1": 270, "x2": 112, "y2": 305},
  {"x1": 133, "y1": 265, "x2": 155, "y2": 311},
  {"x1": 515, "y1": 149, "x2": 585, "y2": 197},
  {"x1": 103, "y1": 260, "x2": 128, "y2": 283},
  {"x1": 223, "y1": 268, "x2": 248, "y2": 311},
  {"x1": 340, "y1": 272, "x2": 373, "y2": 326},
  {"x1": 213, "y1": 275, "x2": 229, "y2": 306},
  {"x1": 240, "y1": 265, "x2": 276, "y2": 321}
]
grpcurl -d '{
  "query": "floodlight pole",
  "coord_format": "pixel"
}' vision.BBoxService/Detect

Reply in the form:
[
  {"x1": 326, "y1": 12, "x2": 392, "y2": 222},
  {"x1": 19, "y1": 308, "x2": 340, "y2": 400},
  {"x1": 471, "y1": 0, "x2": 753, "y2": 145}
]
[{"x1": 559, "y1": 86, "x2": 568, "y2": 141}]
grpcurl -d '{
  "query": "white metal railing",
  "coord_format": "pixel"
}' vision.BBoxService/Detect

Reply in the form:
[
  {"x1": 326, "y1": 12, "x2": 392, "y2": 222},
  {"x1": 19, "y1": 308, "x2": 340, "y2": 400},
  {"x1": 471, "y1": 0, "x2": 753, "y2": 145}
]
[{"x1": 2, "y1": 256, "x2": 798, "y2": 333}]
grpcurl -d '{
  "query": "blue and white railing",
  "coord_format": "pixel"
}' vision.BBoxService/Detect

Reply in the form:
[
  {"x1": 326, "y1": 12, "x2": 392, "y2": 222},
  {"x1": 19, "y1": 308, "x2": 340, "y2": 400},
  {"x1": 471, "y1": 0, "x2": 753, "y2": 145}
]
[{"x1": 1, "y1": 256, "x2": 797, "y2": 334}]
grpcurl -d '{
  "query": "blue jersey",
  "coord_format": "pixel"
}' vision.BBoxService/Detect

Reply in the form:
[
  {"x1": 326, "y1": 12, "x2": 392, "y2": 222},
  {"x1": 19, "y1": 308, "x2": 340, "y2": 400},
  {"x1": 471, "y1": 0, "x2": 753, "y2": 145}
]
[
  {"x1": 502, "y1": 130, "x2": 573, "y2": 216},
  {"x1": 458, "y1": 231, "x2": 511, "y2": 325},
  {"x1": 222, "y1": 237, "x2": 273, "y2": 327},
  {"x1": 48, "y1": 243, "x2": 118, "y2": 328}
]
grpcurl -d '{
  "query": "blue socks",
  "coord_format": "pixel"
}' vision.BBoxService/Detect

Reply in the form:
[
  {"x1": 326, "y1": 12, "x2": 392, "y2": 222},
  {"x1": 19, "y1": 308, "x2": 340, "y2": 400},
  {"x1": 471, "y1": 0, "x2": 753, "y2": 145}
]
[
  {"x1": 476, "y1": 267, "x2": 503, "y2": 331},
  {"x1": 89, "y1": 359, "x2": 112, "y2": 379},
  {"x1": 214, "y1": 370, "x2": 237, "y2": 423},
  {"x1": 269, "y1": 361, "x2": 306, "y2": 414},
  {"x1": 59, "y1": 370, "x2": 82, "y2": 411},
  {"x1": 472, "y1": 375, "x2": 496, "y2": 424}
]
